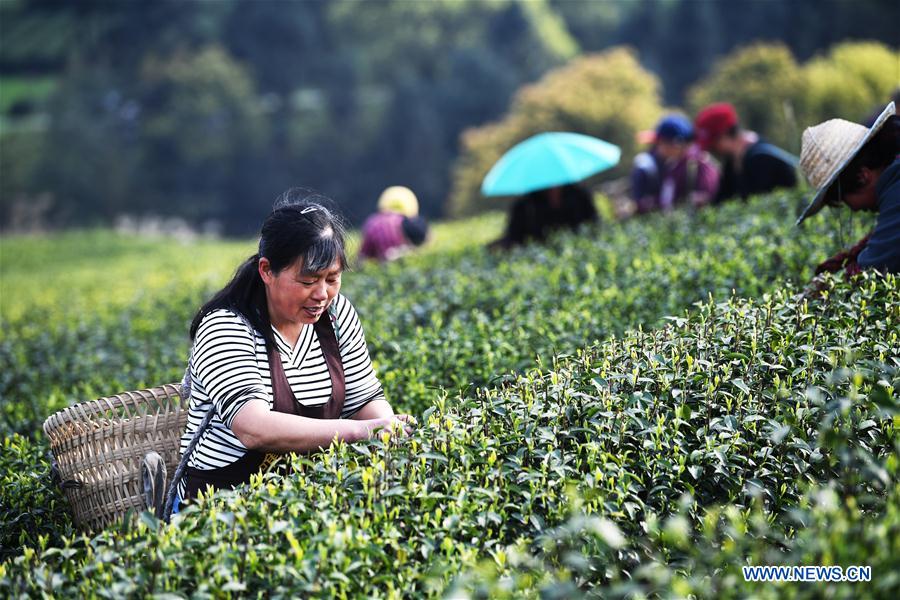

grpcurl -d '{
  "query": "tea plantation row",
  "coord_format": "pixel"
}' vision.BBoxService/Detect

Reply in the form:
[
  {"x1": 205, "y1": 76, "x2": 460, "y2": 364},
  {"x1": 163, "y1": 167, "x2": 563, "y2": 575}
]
[
  {"x1": 0, "y1": 191, "x2": 884, "y2": 593},
  {"x1": 456, "y1": 458, "x2": 900, "y2": 599},
  {"x1": 1, "y1": 193, "x2": 854, "y2": 552},
  {"x1": 1, "y1": 274, "x2": 897, "y2": 597},
  {"x1": 1, "y1": 192, "x2": 864, "y2": 439}
]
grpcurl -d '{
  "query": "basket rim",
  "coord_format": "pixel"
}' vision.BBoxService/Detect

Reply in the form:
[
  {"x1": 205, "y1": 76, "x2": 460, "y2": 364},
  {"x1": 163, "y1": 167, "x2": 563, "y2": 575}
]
[
  {"x1": 43, "y1": 382, "x2": 185, "y2": 440},
  {"x1": 43, "y1": 382, "x2": 189, "y2": 530}
]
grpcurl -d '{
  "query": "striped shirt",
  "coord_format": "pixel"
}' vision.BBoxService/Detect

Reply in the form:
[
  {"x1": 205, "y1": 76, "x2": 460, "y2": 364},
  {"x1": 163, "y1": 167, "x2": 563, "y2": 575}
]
[{"x1": 177, "y1": 294, "x2": 384, "y2": 493}]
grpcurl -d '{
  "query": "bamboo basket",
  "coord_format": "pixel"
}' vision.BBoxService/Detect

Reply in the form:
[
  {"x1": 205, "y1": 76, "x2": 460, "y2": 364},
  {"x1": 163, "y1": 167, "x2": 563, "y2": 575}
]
[{"x1": 42, "y1": 383, "x2": 188, "y2": 530}]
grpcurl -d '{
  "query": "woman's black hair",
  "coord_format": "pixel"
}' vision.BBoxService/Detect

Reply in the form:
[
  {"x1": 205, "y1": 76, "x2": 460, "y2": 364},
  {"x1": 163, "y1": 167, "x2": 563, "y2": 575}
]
[
  {"x1": 189, "y1": 187, "x2": 348, "y2": 349},
  {"x1": 828, "y1": 115, "x2": 900, "y2": 203}
]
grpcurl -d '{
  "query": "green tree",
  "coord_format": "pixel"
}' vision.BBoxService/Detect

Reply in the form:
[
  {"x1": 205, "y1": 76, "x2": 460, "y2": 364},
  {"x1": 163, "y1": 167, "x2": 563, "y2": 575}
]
[
  {"x1": 223, "y1": 0, "x2": 332, "y2": 96},
  {"x1": 35, "y1": 67, "x2": 141, "y2": 226},
  {"x1": 688, "y1": 41, "x2": 898, "y2": 153},
  {"x1": 38, "y1": 45, "x2": 266, "y2": 230},
  {"x1": 447, "y1": 47, "x2": 663, "y2": 218},
  {"x1": 0, "y1": 130, "x2": 46, "y2": 229},
  {"x1": 137, "y1": 45, "x2": 267, "y2": 229},
  {"x1": 800, "y1": 41, "x2": 900, "y2": 125},
  {"x1": 325, "y1": 0, "x2": 579, "y2": 219}
]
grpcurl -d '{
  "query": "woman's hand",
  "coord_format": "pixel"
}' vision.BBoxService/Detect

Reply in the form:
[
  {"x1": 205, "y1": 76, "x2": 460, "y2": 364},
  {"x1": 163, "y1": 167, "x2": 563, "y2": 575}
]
[
  {"x1": 351, "y1": 399, "x2": 416, "y2": 437},
  {"x1": 360, "y1": 414, "x2": 417, "y2": 439},
  {"x1": 230, "y1": 400, "x2": 416, "y2": 451}
]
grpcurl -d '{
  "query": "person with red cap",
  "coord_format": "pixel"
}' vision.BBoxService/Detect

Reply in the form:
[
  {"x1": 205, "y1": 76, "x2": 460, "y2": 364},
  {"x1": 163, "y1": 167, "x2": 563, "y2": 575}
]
[{"x1": 694, "y1": 102, "x2": 798, "y2": 204}]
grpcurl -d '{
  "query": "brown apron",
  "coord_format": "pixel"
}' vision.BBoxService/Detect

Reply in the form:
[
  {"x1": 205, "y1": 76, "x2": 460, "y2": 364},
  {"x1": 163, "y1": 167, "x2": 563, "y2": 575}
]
[{"x1": 182, "y1": 313, "x2": 345, "y2": 501}]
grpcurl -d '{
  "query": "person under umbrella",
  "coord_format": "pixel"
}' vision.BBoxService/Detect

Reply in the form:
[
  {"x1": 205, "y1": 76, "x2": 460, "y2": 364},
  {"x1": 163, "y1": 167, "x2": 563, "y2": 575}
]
[
  {"x1": 492, "y1": 183, "x2": 598, "y2": 249},
  {"x1": 482, "y1": 132, "x2": 619, "y2": 249},
  {"x1": 798, "y1": 102, "x2": 899, "y2": 277}
]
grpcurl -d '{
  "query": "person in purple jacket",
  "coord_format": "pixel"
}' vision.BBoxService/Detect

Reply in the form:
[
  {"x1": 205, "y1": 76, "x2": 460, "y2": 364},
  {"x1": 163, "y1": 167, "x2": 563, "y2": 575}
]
[
  {"x1": 359, "y1": 186, "x2": 429, "y2": 263},
  {"x1": 631, "y1": 115, "x2": 719, "y2": 214}
]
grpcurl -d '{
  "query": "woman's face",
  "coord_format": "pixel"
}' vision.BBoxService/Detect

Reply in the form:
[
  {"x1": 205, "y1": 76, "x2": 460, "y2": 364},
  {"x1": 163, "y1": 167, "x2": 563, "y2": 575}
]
[{"x1": 261, "y1": 257, "x2": 342, "y2": 326}]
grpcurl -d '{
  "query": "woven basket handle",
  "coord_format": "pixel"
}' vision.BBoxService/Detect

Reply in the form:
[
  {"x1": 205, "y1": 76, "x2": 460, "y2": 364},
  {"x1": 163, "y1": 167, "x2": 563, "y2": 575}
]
[
  {"x1": 163, "y1": 341, "x2": 204, "y2": 522},
  {"x1": 162, "y1": 405, "x2": 214, "y2": 522}
]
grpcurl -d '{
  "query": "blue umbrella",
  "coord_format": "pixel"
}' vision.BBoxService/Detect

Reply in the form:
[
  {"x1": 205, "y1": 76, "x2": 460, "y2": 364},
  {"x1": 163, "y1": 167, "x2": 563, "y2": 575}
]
[{"x1": 481, "y1": 132, "x2": 621, "y2": 197}]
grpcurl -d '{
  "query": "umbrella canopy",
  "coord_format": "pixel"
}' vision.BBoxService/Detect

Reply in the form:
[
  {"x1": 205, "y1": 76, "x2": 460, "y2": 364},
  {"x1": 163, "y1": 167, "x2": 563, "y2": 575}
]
[{"x1": 481, "y1": 132, "x2": 621, "y2": 197}]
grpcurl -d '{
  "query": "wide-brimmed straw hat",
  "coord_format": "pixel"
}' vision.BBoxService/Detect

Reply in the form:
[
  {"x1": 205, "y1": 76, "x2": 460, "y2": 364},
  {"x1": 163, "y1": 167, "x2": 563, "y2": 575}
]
[{"x1": 796, "y1": 101, "x2": 895, "y2": 225}]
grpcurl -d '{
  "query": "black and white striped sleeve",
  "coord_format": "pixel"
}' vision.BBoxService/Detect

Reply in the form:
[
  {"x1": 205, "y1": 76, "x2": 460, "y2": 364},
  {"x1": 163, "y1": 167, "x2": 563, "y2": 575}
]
[
  {"x1": 193, "y1": 310, "x2": 270, "y2": 428},
  {"x1": 333, "y1": 295, "x2": 386, "y2": 418}
]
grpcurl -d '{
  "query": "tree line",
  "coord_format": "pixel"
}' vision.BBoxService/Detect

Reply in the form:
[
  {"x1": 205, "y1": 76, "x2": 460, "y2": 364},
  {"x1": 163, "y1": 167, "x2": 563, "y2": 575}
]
[{"x1": 0, "y1": 0, "x2": 897, "y2": 233}]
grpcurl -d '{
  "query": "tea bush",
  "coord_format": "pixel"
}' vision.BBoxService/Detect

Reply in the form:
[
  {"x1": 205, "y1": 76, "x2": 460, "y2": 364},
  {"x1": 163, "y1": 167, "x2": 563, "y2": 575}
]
[
  {"x1": 454, "y1": 478, "x2": 900, "y2": 599},
  {"x1": 0, "y1": 190, "x2": 872, "y2": 557},
  {"x1": 0, "y1": 191, "x2": 867, "y2": 440},
  {"x1": 1, "y1": 273, "x2": 897, "y2": 597},
  {"x1": 454, "y1": 370, "x2": 900, "y2": 600},
  {"x1": 0, "y1": 435, "x2": 74, "y2": 562}
]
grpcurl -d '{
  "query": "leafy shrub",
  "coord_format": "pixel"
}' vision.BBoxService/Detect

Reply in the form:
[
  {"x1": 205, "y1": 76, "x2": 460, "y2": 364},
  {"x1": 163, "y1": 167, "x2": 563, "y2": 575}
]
[
  {"x1": 800, "y1": 41, "x2": 900, "y2": 126},
  {"x1": 447, "y1": 47, "x2": 664, "y2": 217},
  {"x1": 1, "y1": 273, "x2": 897, "y2": 597},
  {"x1": 0, "y1": 191, "x2": 868, "y2": 556},
  {"x1": 687, "y1": 43, "x2": 804, "y2": 152},
  {"x1": 453, "y1": 371, "x2": 899, "y2": 599},
  {"x1": 0, "y1": 435, "x2": 74, "y2": 562},
  {"x1": 0, "y1": 188, "x2": 890, "y2": 595},
  {"x1": 454, "y1": 476, "x2": 900, "y2": 599}
]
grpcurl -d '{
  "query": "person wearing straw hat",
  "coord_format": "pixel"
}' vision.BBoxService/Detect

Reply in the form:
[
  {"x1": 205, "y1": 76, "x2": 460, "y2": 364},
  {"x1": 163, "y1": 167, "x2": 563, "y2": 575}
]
[
  {"x1": 798, "y1": 102, "x2": 900, "y2": 276},
  {"x1": 375, "y1": 184, "x2": 419, "y2": 217},
  {"x1": 359, "y1": 186, "x2": 430, "y2": 262}
]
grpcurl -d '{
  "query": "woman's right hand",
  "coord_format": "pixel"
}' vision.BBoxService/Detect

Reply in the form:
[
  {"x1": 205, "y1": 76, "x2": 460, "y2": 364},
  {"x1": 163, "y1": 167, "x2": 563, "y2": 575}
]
[{"x1": 360, "y1": 414, "x2": 416, "y2": 439}]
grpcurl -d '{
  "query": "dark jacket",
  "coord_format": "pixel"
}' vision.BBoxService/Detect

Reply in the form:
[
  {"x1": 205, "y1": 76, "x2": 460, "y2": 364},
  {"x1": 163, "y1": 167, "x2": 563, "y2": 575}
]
[
  {"x1": 501, "y1": 184, "x2": 598, "y2": 247},
  {"x1": 858, "y1": 158, "x2": 900, "y2": 273},
  {"x1": 714, "y1": 141, "x2": 797, "y2": 204},
  {"x1": 630, "y1": 150, "x2": 665, "y2": 213}
]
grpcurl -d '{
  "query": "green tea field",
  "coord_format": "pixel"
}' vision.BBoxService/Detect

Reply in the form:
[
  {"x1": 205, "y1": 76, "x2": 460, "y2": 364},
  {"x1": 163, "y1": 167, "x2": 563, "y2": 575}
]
[{"x1": 1, "y1": 192, "x2": 897, "y2": 598}]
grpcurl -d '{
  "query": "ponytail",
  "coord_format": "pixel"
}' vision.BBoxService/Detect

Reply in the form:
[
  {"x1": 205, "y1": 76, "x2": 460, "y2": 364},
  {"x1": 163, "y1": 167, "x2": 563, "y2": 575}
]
[{"x1": 189, "y1": 253, "x2": 277, "y2": 350}]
